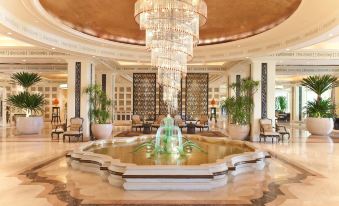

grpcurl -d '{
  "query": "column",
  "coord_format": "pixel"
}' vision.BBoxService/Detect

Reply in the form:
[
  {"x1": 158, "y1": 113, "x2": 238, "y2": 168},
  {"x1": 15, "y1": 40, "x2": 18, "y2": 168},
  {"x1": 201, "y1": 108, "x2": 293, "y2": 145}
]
[
  {"x1": 250, "y1": 60, "x2": 276, "y2": 141},
  {"x1": 67, "y1": 60, "x2": 95, "y2": 139}
]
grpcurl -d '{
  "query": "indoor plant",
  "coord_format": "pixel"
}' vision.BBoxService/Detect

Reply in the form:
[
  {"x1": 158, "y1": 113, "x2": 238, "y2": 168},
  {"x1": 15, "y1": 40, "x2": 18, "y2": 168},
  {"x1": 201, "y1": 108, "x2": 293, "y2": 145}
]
[
  {"x1": 301, "y1": 75, "x2": 337, "y2": 135},
  {"x1": 221, "y1": 78, "x2": 259, "y2": 140},
  {"x1": 275, "y1": 96, "x2": 287, "y2": 113},
  {"x1": 7, "y1": 72, "x2": 45, "y2": 134},
  {"x1": 85, "y1": 84, "x2": 113, "y2": 139}
]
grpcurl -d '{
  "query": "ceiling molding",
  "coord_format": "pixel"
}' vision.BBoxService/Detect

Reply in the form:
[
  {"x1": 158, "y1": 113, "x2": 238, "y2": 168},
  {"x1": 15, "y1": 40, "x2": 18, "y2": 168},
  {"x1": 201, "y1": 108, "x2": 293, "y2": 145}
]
[
  {"x1": 0, "y1": 47, "x2": 69, "y2": 58},
  {"x1": 276, "y1": 65, "x2": 339, "y2": 75},
  {"x1": 0, "y1": 0, "x2": 337, "y2": 61},
  {"x1": 0, "y1": 63, "x2": 66, "y2": 73}
]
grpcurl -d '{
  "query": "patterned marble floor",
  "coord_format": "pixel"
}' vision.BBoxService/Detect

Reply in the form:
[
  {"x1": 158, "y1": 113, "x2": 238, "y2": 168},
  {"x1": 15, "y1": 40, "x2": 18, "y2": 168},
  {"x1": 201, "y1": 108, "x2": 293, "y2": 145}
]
[{"x1": 1, "y1": 123, "x2": 339, "y2": 206}]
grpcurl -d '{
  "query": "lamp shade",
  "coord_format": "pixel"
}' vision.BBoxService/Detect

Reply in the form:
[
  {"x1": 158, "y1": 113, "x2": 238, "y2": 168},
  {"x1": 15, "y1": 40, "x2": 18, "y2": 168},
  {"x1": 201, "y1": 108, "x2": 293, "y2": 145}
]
[
  {"x1": 52, "y1": 98, "x2": 59, "y2": 106},
  {"x1": 211, "y1": 98, "x2": 216, "y2": 106}
]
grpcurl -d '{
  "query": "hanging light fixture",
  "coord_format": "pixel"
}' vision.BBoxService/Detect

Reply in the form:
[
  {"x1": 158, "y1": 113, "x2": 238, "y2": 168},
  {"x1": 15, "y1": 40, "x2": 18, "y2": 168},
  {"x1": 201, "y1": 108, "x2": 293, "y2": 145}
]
[{"x1": 135, "y1": 0, "x2": 207, "y2": 112}]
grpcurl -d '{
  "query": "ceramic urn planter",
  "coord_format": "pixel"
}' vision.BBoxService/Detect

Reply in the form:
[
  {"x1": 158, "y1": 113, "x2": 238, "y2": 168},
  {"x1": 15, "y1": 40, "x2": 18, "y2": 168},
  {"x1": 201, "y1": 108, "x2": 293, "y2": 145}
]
[
  {"x1": 16, "y1": 116, "x2": 43, "y2": 134},
  {"x1": 305, "y1": 117, "x2": 333, "y2": 136},
  {"x1": 228, "y1": 124, "x2": 250, "y2": 140},
  {"x1": 91, "y1": 123, "x2": 113, "y2": 139}
]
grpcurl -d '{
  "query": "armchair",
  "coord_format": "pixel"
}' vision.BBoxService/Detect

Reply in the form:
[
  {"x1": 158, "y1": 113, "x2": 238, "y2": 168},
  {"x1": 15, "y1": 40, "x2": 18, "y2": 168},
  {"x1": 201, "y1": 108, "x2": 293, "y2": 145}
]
[
  {"x1": 196, "y1": 115, "x2": 209, "y2": 131},
  {"x1": 131, "y1": 115, "x2": 143, "y2": 131},
  {"x1": 63, "y1": 117, "x2": 84, "y2": 142},
  {"x1": 276, "y1": 123, "x2": 290, "y2": 142},
  {"x1": 259, "y1": 118, "x2": 280, "y2": 143},
  {"x1": 151, "y1": 115, "x2": 165, "y2": 131}
]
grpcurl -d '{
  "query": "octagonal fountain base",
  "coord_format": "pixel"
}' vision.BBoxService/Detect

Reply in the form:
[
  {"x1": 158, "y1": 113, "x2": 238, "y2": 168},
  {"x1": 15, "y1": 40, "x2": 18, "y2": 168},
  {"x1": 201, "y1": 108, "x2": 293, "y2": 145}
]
[{"x1": 67, "y1": 135, "x2": 269, "y2": 191}]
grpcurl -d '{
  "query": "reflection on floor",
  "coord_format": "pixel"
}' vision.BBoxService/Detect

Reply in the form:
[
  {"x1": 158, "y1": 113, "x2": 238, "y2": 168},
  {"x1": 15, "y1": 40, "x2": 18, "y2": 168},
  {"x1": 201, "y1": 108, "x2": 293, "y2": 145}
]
[{"x1": 1, "y1": 123, "x2": 339, "y2": 205}]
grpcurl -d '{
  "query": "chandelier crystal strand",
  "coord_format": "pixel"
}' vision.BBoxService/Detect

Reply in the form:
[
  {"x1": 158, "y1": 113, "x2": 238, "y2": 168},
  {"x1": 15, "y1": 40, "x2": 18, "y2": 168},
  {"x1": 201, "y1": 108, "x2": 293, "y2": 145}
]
[{"x1": 135, "y1": 0, "x2": 207, "y2": 111}]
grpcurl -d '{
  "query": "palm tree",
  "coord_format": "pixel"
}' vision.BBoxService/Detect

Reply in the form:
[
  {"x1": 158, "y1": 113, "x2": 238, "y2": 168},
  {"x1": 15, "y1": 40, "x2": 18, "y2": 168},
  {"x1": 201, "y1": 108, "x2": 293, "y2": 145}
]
[
  {"x1": 7, "y1": 72, "x2": 45, "y2": 116},
  {"x1": 84, "y1": 84, "x2": 112, "y2": 124},
  {"x1": 10, "y1": 72, "x2": 42, "y2": 90},
  {"x1": 301, "y1": 75, "x2": 337, "y2": 102}
]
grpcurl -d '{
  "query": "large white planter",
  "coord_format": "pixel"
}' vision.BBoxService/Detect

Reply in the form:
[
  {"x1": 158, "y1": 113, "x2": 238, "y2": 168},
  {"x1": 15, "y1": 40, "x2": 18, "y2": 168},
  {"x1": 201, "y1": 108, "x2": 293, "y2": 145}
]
[
  {"x1": 91, "y1": 123, "x2": 113, "y2": 139},
  {"x1": 306, "y1": 117, "x2": 333, "y2": 136},
  {"x1": 228, "y1": 124, "x2": 250, "y2": 140},
  {"x1": 16, "y1": 116, "x2": 43, "y2": 135}
]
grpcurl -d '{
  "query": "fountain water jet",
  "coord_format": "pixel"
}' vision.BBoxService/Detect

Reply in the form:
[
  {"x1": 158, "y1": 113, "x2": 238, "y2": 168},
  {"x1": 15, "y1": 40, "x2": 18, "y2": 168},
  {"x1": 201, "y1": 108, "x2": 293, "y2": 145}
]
[{"x1": 134, "y1": 115, "x2": 205, "y2": 157}]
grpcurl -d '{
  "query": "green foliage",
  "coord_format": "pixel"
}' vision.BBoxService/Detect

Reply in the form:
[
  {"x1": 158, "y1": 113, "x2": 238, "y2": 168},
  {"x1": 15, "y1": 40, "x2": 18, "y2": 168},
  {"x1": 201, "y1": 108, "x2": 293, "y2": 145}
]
[
  {"x1": 301, "y1": 75, "x2": 337, "y2": 101},
  {"x1": 85, "y1": 84, "x2": 112, "y2": 124},
  {"x1": 221, "y1": 78, "x2": 259, "y2": 125},
  {"x1": 275, "y1": 96, "x2": 288, "y2": 113},
  {"x1": 301, "y1": 75, "x2": 338, "y2": 118},
  {"x1": 304, "y1": 99, "x2": 335, "y2": 118},
  {"x1": 10, "y1": 72, "x2": 41, "y2": 89},
  {"x1": 7, "y1": 72, "x2": 45, "y2": 116}
]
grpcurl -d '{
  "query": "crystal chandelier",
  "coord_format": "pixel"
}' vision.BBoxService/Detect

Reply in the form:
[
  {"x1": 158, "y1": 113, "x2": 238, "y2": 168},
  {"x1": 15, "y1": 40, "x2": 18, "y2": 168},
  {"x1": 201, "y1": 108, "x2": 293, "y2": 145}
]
[{"x1": 135, "y1": 0, "x2": 207, "y2": 111}]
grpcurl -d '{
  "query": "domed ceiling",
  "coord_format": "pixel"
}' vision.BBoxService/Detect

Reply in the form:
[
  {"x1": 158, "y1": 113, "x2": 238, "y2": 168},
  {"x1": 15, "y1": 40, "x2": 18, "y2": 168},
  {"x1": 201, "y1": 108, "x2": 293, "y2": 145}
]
[{"x1": 39, "y1": 0, "x2": 301, "y2": 46}]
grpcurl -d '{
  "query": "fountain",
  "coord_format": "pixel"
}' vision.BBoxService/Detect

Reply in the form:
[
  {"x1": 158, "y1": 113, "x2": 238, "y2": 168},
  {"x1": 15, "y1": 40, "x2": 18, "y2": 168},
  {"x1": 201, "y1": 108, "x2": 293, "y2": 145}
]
[
  {"x1": 134, "y1": 115, "x2": 204, "y2": 156},
  {"x1": 67, "y1": 116, "x2": 269, "y2": 191}
]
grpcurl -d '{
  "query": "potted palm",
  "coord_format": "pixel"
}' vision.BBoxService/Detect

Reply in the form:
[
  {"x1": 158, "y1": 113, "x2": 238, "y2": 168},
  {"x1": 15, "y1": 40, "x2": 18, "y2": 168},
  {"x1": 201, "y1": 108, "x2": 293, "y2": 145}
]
[
  {"x1": 301, "y1": 75, "x2": 337, "y2": 135},
  {"x1": 221, "y1": 78, "x2": 259, "y2": 140},
  {"x1": 85, "y1": 84, "x2": 113, "y2": 139},
  {"x1": 7, "y1": 72, "x2": 45, "y2": 134},
  {"x1": 276, "y1": 96, "x2": 287, "y2": 113}
]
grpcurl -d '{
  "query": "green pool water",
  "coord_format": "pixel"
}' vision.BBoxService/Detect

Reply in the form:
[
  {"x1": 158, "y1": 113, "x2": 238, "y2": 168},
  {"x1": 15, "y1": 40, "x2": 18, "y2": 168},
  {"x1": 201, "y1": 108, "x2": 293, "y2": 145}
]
[{"x1": 85, "y1": 139, "x2": 254, "y2": 166}]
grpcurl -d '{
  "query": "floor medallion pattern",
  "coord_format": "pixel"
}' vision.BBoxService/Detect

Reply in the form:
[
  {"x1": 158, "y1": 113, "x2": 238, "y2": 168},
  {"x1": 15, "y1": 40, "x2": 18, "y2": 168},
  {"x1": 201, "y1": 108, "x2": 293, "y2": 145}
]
[{"x1": 16, "y1": 149, "x2": 322, "y2": 206}]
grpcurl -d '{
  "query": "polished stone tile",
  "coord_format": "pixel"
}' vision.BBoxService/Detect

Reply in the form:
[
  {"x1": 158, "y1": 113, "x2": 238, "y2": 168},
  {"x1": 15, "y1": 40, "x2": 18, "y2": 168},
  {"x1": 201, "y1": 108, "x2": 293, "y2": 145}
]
[{"x1": 1, "y1": 123, "x2": 339, "y2": 205}]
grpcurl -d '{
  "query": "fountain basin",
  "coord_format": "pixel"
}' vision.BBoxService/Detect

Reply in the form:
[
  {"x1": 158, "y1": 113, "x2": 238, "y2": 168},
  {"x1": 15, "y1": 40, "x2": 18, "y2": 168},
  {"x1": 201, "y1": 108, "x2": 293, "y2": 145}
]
[{"x1": 67, "y1": 135, "x2": 269, "y2": 191}]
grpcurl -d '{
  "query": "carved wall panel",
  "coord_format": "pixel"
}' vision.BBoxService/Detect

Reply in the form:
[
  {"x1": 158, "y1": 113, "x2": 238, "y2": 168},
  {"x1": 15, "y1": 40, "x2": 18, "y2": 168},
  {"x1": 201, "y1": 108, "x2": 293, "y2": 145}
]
[
  {"x1": 185, "y1": 73, "x2": 209, "y2": 120},
  {"x1": 133, "y1": 73, "x2": 156, "y2": 120},
  {"x1": 261, "y1": 63, "x2": 267, "y2": 119},
  {"x1": 236, "y1": 74, "x2": 241, "y2": 98},
  {"x1": 101, "y1": 74, "x2": 106, "y2": 93},
  {"x1": 75, "y1": 62, "x2": 81, "y2": 118}
]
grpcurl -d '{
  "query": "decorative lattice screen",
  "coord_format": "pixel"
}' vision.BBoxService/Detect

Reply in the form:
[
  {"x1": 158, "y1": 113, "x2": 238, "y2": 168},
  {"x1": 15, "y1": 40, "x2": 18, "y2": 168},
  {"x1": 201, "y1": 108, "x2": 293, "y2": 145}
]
[
  {"x1": 185, "y1": 73, "x2": 209, "y2": 120},
  {"x1": 133, "y1": 73, "x2": 157, "y2": 120}
]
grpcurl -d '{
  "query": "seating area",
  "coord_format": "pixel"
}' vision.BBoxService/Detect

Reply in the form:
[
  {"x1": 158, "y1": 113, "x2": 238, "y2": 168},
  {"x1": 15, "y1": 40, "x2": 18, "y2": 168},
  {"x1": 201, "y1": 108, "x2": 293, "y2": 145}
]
[{"x1": 129, "y1": 114, "x2": 211, "y2": 134}]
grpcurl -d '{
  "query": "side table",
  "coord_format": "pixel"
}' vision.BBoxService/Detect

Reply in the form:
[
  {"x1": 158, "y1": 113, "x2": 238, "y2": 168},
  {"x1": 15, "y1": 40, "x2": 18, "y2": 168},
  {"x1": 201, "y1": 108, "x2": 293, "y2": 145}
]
[
  {"x1": 187, "y1": 122, "x2": 196, "y2": 134},
  {"x1": 143, "y1": 123, "x2": 152, "y2": 134}
]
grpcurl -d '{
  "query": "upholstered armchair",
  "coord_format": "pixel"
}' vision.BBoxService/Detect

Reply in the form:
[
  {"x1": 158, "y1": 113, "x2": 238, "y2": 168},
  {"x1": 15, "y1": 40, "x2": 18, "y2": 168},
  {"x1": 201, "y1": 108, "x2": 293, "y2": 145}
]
[
  {"x1": 131, "y1": 115, "x2": 143, "y2": 131},
  {"x1": 174, "y1": 115, "x2": 186, "y2": 130},
  {"x1": 259, "y1": 118, "x2": 280, "y2": 143},
  {"x1": 151, "y1": 115, "x2": 165, "y2": 131},
  {"x1": 276, "y1": 123, "x2": 290, "y2": 142},
  {"x1": 196, "y1": 115, "x2": 209, "y2": 131},
  {"x1": 63, "y1": 117, "x2": 84, "y2": 142}
]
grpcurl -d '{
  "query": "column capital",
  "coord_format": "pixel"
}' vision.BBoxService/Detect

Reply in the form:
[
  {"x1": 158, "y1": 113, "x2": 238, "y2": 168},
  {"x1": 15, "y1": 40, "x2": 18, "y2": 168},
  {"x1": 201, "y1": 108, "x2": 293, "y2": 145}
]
[{"x1": 64, "y1": 58, "x2": 96, "y2": 65}]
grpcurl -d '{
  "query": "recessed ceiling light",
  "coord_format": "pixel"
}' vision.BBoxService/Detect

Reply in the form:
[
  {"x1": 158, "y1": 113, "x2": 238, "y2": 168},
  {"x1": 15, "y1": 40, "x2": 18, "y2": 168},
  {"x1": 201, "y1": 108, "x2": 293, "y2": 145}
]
[
  {"x1": 329, "y1": 33, "x2": 333, "y2": 37},
  {"x1": 245, "y1": 57, "x2": 249, "y2": 58},
  {"x1": 285, "y1": 48, "x2": 290, "y2": 51},
  {"x1": 92, "y1": 56, "x2": 96, "y2": 58},
  {"x1": 51, "y1": 47, "x2": 55, "y2": 50},
  {"x1": 22, "y1": 59, "x2": 26, "y2": 62},
  {"x1": 7, "y1": 32, "x2": 12, "y2": 35}
]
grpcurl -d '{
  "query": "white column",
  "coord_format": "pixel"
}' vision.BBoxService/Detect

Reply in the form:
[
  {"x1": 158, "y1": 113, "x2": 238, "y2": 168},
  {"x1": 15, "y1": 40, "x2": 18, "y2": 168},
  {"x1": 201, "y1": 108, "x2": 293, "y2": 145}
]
[
  {"x1": 250, "y1": 60, "x2": 276, "y2": 141},
  {"x1": 67, "y1": 60, "x2": 95, "y2": 139}
]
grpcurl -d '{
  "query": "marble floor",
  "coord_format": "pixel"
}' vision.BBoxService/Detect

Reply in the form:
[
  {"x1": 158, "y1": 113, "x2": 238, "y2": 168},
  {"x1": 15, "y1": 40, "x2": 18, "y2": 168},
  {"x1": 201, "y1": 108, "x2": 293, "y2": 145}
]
[{"x1": 1, "y1": 123, "x2": 339, "y2": 206}]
